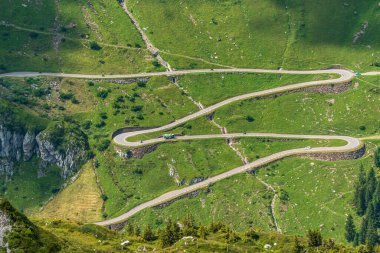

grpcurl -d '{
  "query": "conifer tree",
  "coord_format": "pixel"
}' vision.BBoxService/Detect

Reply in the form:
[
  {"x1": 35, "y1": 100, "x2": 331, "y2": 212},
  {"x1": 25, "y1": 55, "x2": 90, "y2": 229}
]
[
  {"x1": 366, "y1": 219, "x2": 377, "y2": 248},
  {"x1": 307, "y1": 229, "x2": 322, "y2": 247},
  {"x1": 135, "y1": 226, "x2": 141, "y2": 237},
  {"x1": 373, "y1": 181, "x2": 380, "y2": 227},
  {"x1": 359, "y1": 217, "x2": 368, "y2": 245},
  {"x1": 143, "y1": 224, "x2": 155, "y2": 241},
  {"x1": 126, "y1": 222, "x2": 134, "y2": 236},
  {"x1": 345, "y1": 214, "x2": 356, "y2": 242},
  {"x1": 198, "y1": 225, "x2": 207, "y2": 239},
  {"x1": 293, "y1": 236, "x2": 304, "y2": 253},
  {"x1": 354, "y1": 165, "x2": 368, "y2": 216},
  {"x1": 365, "y1": 168, "x2": 377, "y2": 205}
]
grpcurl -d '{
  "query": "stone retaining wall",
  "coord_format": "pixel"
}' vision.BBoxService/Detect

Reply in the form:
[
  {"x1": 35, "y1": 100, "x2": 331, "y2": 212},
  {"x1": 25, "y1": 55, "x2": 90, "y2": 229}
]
[{"x1": 299, "y1": 145, "x2": 366, "y2": 161}]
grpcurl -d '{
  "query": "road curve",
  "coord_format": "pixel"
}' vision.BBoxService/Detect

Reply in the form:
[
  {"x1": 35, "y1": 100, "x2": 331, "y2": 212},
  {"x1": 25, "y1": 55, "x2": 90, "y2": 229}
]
[
  {"x1": 94, "y1": 68, "x2": 365, "y2": 227},
  {"x1": 96, "y1": 134, "x2": 362, "y2": 227}
]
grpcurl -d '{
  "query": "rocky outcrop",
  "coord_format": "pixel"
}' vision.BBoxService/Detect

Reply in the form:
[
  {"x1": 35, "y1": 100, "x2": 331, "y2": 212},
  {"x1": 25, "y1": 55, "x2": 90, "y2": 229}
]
[
  {"x1": 0, "y1": 209, "x2": 12, "y2": 252},
  {"x1": 36, "y1": 131, "x2": 89, "y2": 179},
  {"x1": 0, "y1": 124, "x2": 89, "y2": 180}
]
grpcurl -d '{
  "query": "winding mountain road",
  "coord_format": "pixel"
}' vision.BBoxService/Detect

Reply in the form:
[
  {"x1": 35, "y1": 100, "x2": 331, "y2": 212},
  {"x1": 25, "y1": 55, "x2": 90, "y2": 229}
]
[
  {"x1": 93, "y1": 68, "x2": 365, "y2": 227},
  {"x1": 1, "y1": 67, "x2": 369, "y2": 227}
]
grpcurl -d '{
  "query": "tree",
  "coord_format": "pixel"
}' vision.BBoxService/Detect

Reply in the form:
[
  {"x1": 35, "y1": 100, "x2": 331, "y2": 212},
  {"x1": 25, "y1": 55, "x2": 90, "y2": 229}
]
[
  {"x1": 354, "y1": 165, "x2": 367, "y2": 216},
  {"x1": 375, "y1": 148, "x2": 380, "y2": 168},
  {"x1": 126, "y1": 223, "x2": 134, "y2": 236},
  {"x1": 365, "y1": 220, "x2": 377, "y2": 248},
  {"x1": 89, "y1": 41, "x2": 102, "y2": 50},
  {"x1": 365, "y1": 168, "x2": 377, "y2": 205},
  {"x1": 134, "y1": 226, "x2": 141, "y2": 237},
  {"x1": 198, "y1": 225, "x2": 207, "y2": 240},
  {"x1": 359, "y1": 217, "x2": 368, "y2": 245},
  {"x1": 345, "y1": 214, "x2": 356, "y2": 242},
  {"x1": 293, "y1": 236, "x2": 304, "y2": 253},
  {"x1": 373, "y1": 181, "x2": 380, "y2": 227},
  {"x1": 159, "y1": 219, "x2": 180, "y2": 247},
  {"x1": 307, "y1": 229, "x2": 322, "y2": 247},
  {"x1": 143, "y1": 225, "x2": 155, "y2": 241}
]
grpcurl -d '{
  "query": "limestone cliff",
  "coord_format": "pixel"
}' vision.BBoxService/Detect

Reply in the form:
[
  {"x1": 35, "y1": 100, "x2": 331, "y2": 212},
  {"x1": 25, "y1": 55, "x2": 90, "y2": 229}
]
[{"x1": 0, "y1": 122, "x2": 89, "y2": 180}]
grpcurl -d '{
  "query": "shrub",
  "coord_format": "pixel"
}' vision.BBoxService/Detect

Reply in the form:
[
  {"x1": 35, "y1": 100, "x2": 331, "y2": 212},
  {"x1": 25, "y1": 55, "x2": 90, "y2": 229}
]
[
  {"x1": 95, "y1": 121, "x2": 106, "y2": 128},
  {"x1": 97, "y1": 139, "x2": 110, "y2": 151},
  {"x1": 96, "y1": 89, "x2": 109, "y2": 99},
  {"x1": 87, "y1": 81, "x2": 95, "y2": 87},
  {"x1": 359, "y1": 125, "x2": 366, "y2": 131},
  {"x1": 29, "y1": 32, "x2": 39, "y2": 38},
  {"x1": 59, "y1": 91, "x2": 74, "y2": 100},
  {"x1": 99, "y1": 112, "x2": 108, "y2": 119},
  {"x1": 89, "y1": 41, "x2": 102, "y2": 50},
  {"x1": 152, "y1": 60, "x2": 161, "y2": 68},
  {"x1": 131, "y1": 105, "x2": 143, "y2": 112},
  {"x1": 82, "y1": 120, "x2": 92, "y2": 130},
  {"x1": 375, "y1": 148, "x2": 380, "y2": 168},
  {"x1": 246, "y1": 115, "x2": 254, "y2": 122},
  {"x1": 137, "y1": 81, "x2": 146, "y2": 87}
]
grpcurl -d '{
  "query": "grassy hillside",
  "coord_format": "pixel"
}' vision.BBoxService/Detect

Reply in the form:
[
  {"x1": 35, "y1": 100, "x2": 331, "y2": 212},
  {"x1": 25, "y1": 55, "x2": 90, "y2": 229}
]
[
  {"x1": 37, "y1": 162, "x2": 103, "y2": 223},
  {"x1": 215, "y1": 77, "x2": 379, "y2": 137},
  {"x1": 128, "y1": 0, "x2": 380, "y2": 71},
  {"x1": 0, "y1": 0, "x2": 157, "y2": 74}
]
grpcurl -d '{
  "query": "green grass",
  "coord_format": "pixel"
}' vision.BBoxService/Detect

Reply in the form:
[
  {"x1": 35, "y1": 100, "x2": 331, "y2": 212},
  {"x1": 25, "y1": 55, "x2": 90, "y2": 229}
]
[
  {"x1": 0, "y1": 0, "x2": 157, "y2": 73},
  {"x1": 255, "y1": 153, "x2": 378, "y2": 242},
  {"x1": 126, "y1": 144, "x2": 378, "y2": 243},
  {"x1": 96, "y1": 139, "x2": 242, "y2": 217},
  {"x1": 214, "y1": 78, "x2": 380, "y2": 137},
  {"x1": 178, "y1": 73, "x2": 338, "y2": 106},
  {"x1": 128, "y1": 0, "x2": 380, "y2": 71},
  {"x1": 234, "y1": 138, "x2": 347, "y2": 161},
  {"x1": 0, "y1": 158, "x2": 63, "y2": 215},
  {"x1": 128, "y1": 172, "x2": 274, "y2": 231}
]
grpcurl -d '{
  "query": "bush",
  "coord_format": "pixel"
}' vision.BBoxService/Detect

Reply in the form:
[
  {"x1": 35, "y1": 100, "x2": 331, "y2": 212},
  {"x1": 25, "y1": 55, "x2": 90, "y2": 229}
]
[
  {"x1": 99, "y1": 112, "x2": 108, "y2": 119},
  {"x1": 137, "y1": 81, "x2": 146, "y2": 87},
  {"x1": 97, "y1": 139, "x2": 110, "y2": 151},
  {"x1": 29, "y1": 32, "x2": 39, "y2": 38},
  {"x1": 152, "y1": 60, "x2": 161, "y2": 68},
  {"x1": 359, "y1": 125, "x2": 366, "y2": 131},
  {"x1": 375, "y1": 148, "x2": 380, "y2": 168},
  {"x1": 96, "y1": 90, "x2": 109, "y2": 99},
  {"x1": 87, "y1": 81, "x2": 95, "y2": 87},
  {"x1": 89, "y1": 41, "x2": 102, "y2": 51},
  {"x1": 95, "y1": 121, "x2": 106, "y2": 128},
  {"x1": 246, "y1": 115, "x2": 254, "y2": 122},
  {"x1": 82, "y1": 120, "x2": 92, "y2": 130},
  {"x1": 131, "y1": 105, "x2": 143, "y2": 112},
  {"x1": 59, "y1": 91, "x2": 74, "y2": 100}
]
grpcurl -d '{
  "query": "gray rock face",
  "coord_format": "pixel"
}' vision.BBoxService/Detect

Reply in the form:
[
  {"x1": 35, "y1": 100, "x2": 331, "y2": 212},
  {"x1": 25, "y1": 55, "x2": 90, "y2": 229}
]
[
  {"x1": 0, "y1": 125, "x2": 89, "y2": 180},
  {"x1": 0, "y1": 210, "x2": 12, "y2": 251},
  {"x1": 36, "y1": 132, "x2": 88, "y2": 179},
  {"x1": 23, "y1": 132, "x2": 36, "y2": 161},
  {"x1": 0, "y1": 125, "x2": 24, "y2": 161}
]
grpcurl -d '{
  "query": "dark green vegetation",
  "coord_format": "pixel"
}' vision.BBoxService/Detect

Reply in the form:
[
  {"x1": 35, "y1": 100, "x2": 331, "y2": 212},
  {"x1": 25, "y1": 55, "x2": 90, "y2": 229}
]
[
  {"x1": 0, "y1": 199, "x2": 60, "y2": 253},
  {"x1": 347, "y1": 165, "x2": 380, "y2": 248},
  {"x1": 0, "y1": 0, "x2": 159, "y2": 74},
  {"x1": 128, "y1": 0, "x2": 380, "y2": 71},
  {"x1": 0, "y1": 199, "x2": 366, "y2": 252}
]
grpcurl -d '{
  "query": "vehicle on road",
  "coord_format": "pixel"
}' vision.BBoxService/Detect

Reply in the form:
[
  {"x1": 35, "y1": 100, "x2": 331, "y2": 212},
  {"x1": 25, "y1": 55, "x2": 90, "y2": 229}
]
[{"x1": 163, "y1": 134, "x2": 175, "y2": 139}]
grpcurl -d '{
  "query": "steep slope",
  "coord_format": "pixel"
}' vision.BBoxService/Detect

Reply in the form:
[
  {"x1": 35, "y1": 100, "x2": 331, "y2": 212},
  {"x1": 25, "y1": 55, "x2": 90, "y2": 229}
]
[
  {"x1": 127, "y1": 0, "x2": 380, "y2": 70},
  {"x1": 0, "y1": 198, "x2": 61, "y2": 252}
]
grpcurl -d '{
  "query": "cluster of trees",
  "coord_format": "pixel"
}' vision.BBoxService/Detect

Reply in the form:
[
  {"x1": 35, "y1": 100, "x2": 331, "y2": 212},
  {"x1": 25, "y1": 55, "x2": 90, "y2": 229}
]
[
  {"x1": 123, "y1": 215, "x2": 363, "y2": 251},
  {"x1": 345, "y1": 166, "x2": 380, "y2": 248},
  {"x1": 124, "y1": 214, "x2": 261, "y2": 248}
]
